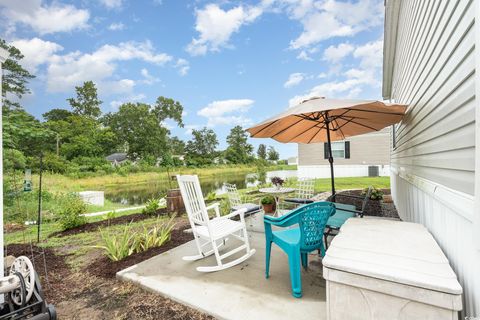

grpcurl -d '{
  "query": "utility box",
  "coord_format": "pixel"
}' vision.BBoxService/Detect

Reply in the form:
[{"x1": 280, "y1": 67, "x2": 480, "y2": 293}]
[
  {"x1": 323, "y1": 219, "x2": 462, "y2": 320},
  {"x1": 368, "y1": 165, "x2": 379, "y2": 177}
]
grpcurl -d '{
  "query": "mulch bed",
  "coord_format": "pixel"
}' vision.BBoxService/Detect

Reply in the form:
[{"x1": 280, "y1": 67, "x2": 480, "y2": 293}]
[
  {"x1": 331, "y1": 189, "x2": 400, "y2": 219},
  {"x1": 88, "y1": 224, "x2": 193, "y2": 279},
  {"x1": 49, "y1": 207, "x2": 171, "y2": 238},
  {"x1": 4, "y1": 243, "x2": 72, "y2": 304}
]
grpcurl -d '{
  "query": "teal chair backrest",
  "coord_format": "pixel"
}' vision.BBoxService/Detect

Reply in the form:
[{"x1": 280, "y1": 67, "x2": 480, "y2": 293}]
[
  {"x1": 264, "y1": 201, "x2": 336, "y2": 251},
  {"x1": 299, "y1": 202, "x2": 336, "y2": 251}
]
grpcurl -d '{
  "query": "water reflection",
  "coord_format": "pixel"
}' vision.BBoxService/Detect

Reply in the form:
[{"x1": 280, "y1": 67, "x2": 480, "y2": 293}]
[{"x1": 105, "y1": 170, "x2": 298, "y2": 205}]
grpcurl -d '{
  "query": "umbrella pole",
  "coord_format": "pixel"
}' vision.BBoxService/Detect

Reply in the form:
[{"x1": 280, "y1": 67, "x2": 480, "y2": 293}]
[{"x1": 325, "y1": 116, "x2": 336, "y2": 201}]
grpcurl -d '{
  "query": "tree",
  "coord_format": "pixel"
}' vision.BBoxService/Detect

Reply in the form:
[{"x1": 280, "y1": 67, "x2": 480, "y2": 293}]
[
  {"x1": 153, "y1": 96, "x2": 184, "y2": 127},
  {"x1": 103, "y1": 100, "x2": 183, "y2": 159},
  {"x1": 67, "y1": 81, "x2": 102, "y2": 118},
  {"x1": 225, "y1": 126, "x2": 254, "y2": 164},
  {"x1": 42, "y1": 108, "x2": 73, "y2": 122},
  {"x1": 184, "y1": 127, "x2": 218, "y2": 166},
  {"x1": 169, "y1": 136, "x2": 185, "y2": 155},
  {"x1": 0, "y1": 39, "x2": 35, "y2": 110},
  {"x1": 267, "y1": 146, "x2": 280, "y2": 161},
  {"x1": 257, "y1": 144, "x2": 267, "y2": 160}
]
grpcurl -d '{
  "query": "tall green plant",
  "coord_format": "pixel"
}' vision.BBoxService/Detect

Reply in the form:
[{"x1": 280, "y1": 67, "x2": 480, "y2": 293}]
[
  {"x1": 132, "y1": 217, "x2": 175, "y2": 253},
  {"x1": 56, "y1": 193, "x2": 87, "y2": 230},
  {"x1": 96, "y1": 224, "x2": 135, "y2": 261}
]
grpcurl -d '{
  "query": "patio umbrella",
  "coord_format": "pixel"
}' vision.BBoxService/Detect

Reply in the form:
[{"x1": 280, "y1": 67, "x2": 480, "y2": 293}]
[{"x1": 246, "y1": 97, "x2": 407, "y2": 199}]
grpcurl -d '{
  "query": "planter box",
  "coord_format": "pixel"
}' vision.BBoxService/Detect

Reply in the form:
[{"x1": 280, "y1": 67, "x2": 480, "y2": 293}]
[
  {"x1": 323, "y1": 219, "x2": 462, "y2": 320},
  {"x1": 78, "y1": 191, "x2": 104, "y2": 207}
]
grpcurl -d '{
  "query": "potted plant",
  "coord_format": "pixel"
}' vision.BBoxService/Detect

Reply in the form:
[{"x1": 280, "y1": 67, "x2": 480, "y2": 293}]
[
  {"x1": 271, "y1": 176, "x2": 285, "y2": 190},
  {"x1": 261, "y1": 195, "x2": 276, "y2": 214}
]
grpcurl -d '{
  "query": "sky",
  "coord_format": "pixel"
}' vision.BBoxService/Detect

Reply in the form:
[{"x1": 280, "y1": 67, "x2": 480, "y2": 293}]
[{"x1": 0, "y1": 0, "x2": 385, "y2": 158}]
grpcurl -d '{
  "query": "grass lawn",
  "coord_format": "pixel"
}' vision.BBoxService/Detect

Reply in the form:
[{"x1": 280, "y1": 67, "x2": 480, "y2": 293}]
[{"x1": 312, "y1": 176, "x2": 390, "y2": 193}]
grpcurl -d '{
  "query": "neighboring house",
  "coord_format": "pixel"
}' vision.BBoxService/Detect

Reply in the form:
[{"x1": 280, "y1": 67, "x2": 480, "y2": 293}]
[
  {"x1": 106, "y1": 152, "x2": 128, "y2": 166},
  {"x1": 297, "y1": 128, "x2": 390, "y2": 178},
  {"x1": 287, "y1": 156, "x2": 298, "y2": 165},
  {"x1": 384, "y1": 0, "x2": 479, "y2": 316}
]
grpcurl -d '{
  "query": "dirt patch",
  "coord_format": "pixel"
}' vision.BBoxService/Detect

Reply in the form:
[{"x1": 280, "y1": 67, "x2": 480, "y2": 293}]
[
  {"x1": 88, "y1": 224, "x2": 193, "y2": 279},
  {"x1": 4, "y1": 223, "x2": 26, "y2": 233},
  {"x1": 332, "y1": 189, "x2": 400, "y2": 219},
  {"x1": 50, "y1": 208, "x2": 172, "y2": 238}
]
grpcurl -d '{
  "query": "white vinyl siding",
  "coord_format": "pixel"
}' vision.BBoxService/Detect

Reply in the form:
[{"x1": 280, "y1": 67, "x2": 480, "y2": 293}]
[
  {"x1": 384, "y1": 0, "x2": 479, "y2": 316},
  {"x1": 390, "y1": 0, "x2": 475, "y2": 195}
]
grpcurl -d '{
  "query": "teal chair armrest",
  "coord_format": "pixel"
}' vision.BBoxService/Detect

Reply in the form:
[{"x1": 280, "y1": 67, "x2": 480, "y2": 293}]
[{"x1": 264, "y1": 211, "x2": 300, "y2": 228}]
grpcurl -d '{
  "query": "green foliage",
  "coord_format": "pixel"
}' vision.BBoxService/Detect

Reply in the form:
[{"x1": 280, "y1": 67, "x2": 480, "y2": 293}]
[
  {"x1": 132, "y1": 217, "x2": 175, "y2": 253},
  {"x1": 56, "y1": 193, "x2": 87, "y2": 230},
  {"x1": 219, "y1": 198, "x2": 231, "y2": 216},
  {"x1": 362, "y1": 186, "x2": 384, "y2": 200},
  {"x1": 104, "y1": 211, "x2": 116, "y2": 226},
  {"x1": 257, "y1": 144, "x2": 267, "y2": 160},
  {"x1": 4, "y1": 149, "x2": 26, "y2": 171},
  {"x1": 225, "y1": 126, "x2": 254, "y2": 164},
  {"x1": 42, "y1": 108, "x2": 73, "y2": 122},
  {"x1": 261, "y1": 195, "x2": 275, "y2": 205},
  {"x1": 205, "y1": 191, "x2": 216, "y2": 201},
  {"x1": 142, "y1": 198, "x2": 160, "y2": 215},
  {"x1": 267, "y1": 146, "x2": 280, "y2": 161},
  {"x1": 67, "y1": 81, "x2": 102, "y2": 118},
  {"x1": 97, "y1": 224, "x2": 135, "y2": 261},
  {"x1": 0, "y1": 38, "x2": 35, "y2": 110},
  {"x1": 184, "y1": 127, "x2": 219, "y2": 166}
]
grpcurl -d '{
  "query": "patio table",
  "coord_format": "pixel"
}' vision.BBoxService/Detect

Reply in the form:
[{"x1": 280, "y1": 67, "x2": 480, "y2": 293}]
[{"x1": 259, "y1": 187, "x2": 295, "y2": 216}]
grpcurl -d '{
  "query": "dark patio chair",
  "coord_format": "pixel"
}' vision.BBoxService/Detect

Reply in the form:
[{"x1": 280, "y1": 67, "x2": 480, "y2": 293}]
[{"x1": 323, "y1": 186, "x2": 372, "y2": 248}]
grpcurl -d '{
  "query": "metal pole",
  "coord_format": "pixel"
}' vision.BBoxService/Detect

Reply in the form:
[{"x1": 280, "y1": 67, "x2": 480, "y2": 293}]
[
  {"x1": 325, "y1": 113, "x2": 336, "y2": 201},
  {"x1": 37, "y1": 154, "x2": 43, "y2": 243}
]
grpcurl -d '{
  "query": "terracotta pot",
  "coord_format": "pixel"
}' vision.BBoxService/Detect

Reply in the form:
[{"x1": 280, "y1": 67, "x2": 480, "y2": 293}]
[{"x1": 262, "y1": 203, "x2": 276, "y2": 214}]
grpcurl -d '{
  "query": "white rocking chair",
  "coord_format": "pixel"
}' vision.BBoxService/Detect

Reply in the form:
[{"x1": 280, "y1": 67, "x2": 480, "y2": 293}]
[{"x1": 177, "y1": 175, "x2": 256, "y2": 272}]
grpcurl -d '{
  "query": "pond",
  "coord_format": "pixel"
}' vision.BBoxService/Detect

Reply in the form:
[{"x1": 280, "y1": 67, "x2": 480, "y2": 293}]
[{"x1": 105, "y1": 169, "x2": 298, "y2": 205}]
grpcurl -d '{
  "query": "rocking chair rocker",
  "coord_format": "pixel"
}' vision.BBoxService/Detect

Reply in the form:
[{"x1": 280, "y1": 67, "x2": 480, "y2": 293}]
[{"x1": 177, "y1": 175, "x2": 256, "y2": 272}]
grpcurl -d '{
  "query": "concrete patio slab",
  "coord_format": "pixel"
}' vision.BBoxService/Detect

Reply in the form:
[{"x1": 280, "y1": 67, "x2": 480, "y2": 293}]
[{"x1": 117, "y1": 231, "x2": 326, "y2": 320}]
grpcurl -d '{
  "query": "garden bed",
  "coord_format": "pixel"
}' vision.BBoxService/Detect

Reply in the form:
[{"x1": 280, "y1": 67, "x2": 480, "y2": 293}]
[
  {"x1": 5, "y1": 222, "x2": 212, "y2": 320},
  {"x1": 332, "y1": 189, "x2": 399, "y2": 219},
  {"x1": 49, "y1": 207, "x2": 170, "y2": 238}
]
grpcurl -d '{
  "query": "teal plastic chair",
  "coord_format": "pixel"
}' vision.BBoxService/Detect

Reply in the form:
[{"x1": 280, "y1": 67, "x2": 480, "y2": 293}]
[{"x1": 264, "y1": 202, "x2": 336, "y2": 298}]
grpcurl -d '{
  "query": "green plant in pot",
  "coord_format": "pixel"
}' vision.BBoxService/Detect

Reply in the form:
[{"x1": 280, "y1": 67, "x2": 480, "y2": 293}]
[{"x1": 261, "y1": 195, "x2": 276, "y2": 214}]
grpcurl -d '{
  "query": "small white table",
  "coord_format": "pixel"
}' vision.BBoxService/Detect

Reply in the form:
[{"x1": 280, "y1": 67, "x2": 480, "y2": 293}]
[{"x1": 259, "y1": 187, "x2": 295, "y2": 216}]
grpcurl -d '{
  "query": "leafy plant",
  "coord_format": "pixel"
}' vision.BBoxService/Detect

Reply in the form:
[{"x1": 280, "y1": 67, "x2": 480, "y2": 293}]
[
  {"x1": 220, "y1": 198, "x2": 231, "y2": 216},
  {"x1": 142, "y1": 198, "x2": 160, "y2": 215},
  {"x1": 261, "y1": 195, "x2": 275, "y2": 205},
  {"x1": 271, "y1": 176, "x2": 284, "y2": 186},
  {"x1": 205, "y1": 191, "x2": 217, "y2": 201},
  {"x1": 104, "y1": 210, "x2": 116, "y2": 226},
  {"x1": 132, "y1": 217, "x2": 175, "y2": 253},
  {"x1": 96, "y1": 224, "x2": 135, "y2": 261},
  {"x1": 56, "y1": 193, "x2": 87, "y2": 231},
  {"x1": 362, "y1": 186, "x2": 384, "y2": 200}
]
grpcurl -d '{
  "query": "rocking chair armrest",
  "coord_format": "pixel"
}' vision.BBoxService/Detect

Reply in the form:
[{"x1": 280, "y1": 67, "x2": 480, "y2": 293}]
[
  {"x1": 206, "y1": 202, "x2": 221, "y2": 218},
  {"x1": 219, "y1": 207, "x2": 248, "y2": 221}
]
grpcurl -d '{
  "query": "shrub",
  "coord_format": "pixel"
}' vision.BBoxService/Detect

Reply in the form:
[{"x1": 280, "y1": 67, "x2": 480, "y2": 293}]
[
  {"x1": 220, "y1": 198, "x2": 231, "y2": 216},
  {"x1": 132, "y1": 217, "x2": 175, "y2": 253},
  {"x1": 104, "y1": 210, "x2": 116, "y2": 226},
  {"x1": 205, "y1": 191, "x2": 216, "y2": 202},
  {"x1": 142, "y1": 198, "x2": 160, "y2": 215},
  {"x1": 96, "y1": 224, "x2": 135, "y2": 261},
  {"x1": 261, "y1": 195, "x2": 275, "y2": 205},
  {"x1": 362, "y1": 186, "x2": 384, "y2": 200},
  {"x1": 56, "y1": 193, "x2": 87, "y2": 230}
]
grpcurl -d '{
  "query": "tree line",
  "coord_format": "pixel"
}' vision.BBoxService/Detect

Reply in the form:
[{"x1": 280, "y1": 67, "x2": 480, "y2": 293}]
[{"x1": 1, "y1": 39, "x2": 280, "y2": 175}]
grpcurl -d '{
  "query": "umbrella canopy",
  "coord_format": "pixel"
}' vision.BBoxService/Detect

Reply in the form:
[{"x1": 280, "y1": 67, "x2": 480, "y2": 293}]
[{"x1": 247, "y1": 97, "x2": 407, "y2": 197}]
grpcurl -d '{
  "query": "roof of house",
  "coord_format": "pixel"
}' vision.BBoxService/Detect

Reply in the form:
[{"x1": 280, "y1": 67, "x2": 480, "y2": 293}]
[{"x1": 106, "y1": 152, "x2": 128, "y2": 162}]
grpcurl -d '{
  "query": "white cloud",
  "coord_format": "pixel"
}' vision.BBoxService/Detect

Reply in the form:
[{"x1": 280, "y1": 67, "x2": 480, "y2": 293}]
[
  {"x1": 323, "y1": 42, "x2": 354, "y2": 63},
  {"x1": 100, "y1": 0, "x2": 123, "y2": 9},
  {"x1": 11, "y1": 37, "x2": 63, "y2": 73},
  {"x1": 45, "y1": 40, "x2": 172, "y2": 93},
  {"x1": 284, "y1": 73, "x2": 305, "y2": 88},
  {"x1": 273, "y1": 0, "x2": 383, "y2": 49},
  {"x1": 1, "y1": 0, "x2": 89, "y2": 35},
  {"x1": 175, "y1": 58, "x2": 190, "y2": 76},
  {"x1": 108, "y1": 22, "x2": 125, "y2": 31},
  {"x1": 109, "y1": 93, "x2": 146, "y2": 109},
  {"x1": 296, "y1": 50, "x2": 313, "y2": 61},
  {"x1": 186, "y1": 4, "x2": 264, "y2": 56},
  {"x1": 197, "y1": 99, "x2": 254, "y2": 126},
  {"x1": 140, "y1": 68, "x2": 159, "y2": 85},
  {"x1": 184, "y1": 124, "x2": 201, "y2": 135},
  {"x1": 289, "y1": 38, "x2": 384, "y2": 106}
]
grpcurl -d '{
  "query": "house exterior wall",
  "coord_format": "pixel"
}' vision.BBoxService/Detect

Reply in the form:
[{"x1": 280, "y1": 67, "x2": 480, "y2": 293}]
[
  {"x1": 298, "y1": 128, "x2": 390, "y2": 166},
  {"x1": 384, "y1": 0, "x2": 479, "y2": 316}
]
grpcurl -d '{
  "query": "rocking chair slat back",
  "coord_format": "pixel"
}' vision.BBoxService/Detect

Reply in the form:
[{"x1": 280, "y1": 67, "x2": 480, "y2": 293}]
[
  {"x1": 177, "y1": 175, "x2": 208, "y2": 225},
  {"x1": 223, "y1": 183, "x2": 242, "y2": 207},
  {"x1": 296, "y1": 178, "x2": 315, "y2": 199}
]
